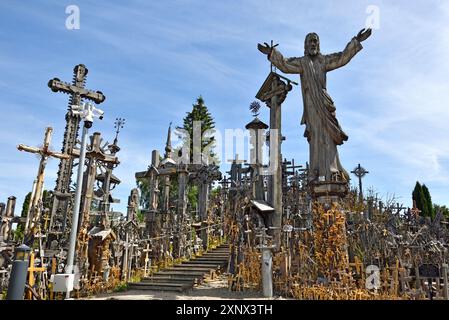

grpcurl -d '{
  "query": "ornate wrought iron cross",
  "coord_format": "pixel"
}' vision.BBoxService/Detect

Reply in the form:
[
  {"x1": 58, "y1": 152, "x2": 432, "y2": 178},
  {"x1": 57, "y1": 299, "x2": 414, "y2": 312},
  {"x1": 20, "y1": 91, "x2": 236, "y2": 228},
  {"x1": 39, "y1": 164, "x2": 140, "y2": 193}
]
[{"x1": 351, "y1": 163, "x2": 369, "y2": 202}]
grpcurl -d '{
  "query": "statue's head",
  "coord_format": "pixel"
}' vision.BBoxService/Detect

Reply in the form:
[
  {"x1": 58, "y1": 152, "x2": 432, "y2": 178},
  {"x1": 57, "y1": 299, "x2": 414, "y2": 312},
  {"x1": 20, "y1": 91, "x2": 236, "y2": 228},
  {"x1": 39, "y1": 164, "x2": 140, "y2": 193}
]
[{"x1": 304, "y1": 32, "x2": 320, "y2": 56}]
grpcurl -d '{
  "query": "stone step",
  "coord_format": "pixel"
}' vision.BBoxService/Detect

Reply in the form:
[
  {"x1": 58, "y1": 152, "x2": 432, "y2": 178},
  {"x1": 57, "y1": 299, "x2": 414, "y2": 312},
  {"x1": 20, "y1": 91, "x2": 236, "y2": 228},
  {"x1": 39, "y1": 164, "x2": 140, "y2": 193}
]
[
  {"x1": 142, "y1": 277, "x2": 195, "y2": 284},
  {"x1": 167, "y1": 266, "x2": 216, "y2": 272},
  {"x1": 205, "y1": 252, "x2": 228, "y2": 255},
  {"x1": 199, "y1": 256, "x2": 228, "y2": 260},
  {"x1": 154, "y1": 271, "x2": 206, "y2": 277},
  {"x1": 126, "y1": 244, "x2": 229, "y2": 293},
  {"x1": 192, "y1": 257, "x2": 228, "y2": 262},
  {"x1": 178, "y1": 263, "x2": 222, "y2": 268},
  {"x1": 128, "y1": 282, "x2": 192, "y2": 292}
]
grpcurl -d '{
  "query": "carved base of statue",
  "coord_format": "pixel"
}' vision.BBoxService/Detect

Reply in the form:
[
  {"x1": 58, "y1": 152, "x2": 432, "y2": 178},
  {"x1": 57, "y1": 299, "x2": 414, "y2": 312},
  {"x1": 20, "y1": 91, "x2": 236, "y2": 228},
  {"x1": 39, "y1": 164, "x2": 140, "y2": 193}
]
[{"x1": 310, "y1": 180, "x2": 349, "y2": 204}]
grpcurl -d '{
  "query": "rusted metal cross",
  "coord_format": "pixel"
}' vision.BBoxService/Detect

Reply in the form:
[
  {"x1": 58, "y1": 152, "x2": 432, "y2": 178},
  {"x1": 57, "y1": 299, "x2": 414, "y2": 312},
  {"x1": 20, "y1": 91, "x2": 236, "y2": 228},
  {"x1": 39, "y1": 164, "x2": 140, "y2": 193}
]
[{"x1": 17, "y1": 127, "x2": 70, "y2": 234}]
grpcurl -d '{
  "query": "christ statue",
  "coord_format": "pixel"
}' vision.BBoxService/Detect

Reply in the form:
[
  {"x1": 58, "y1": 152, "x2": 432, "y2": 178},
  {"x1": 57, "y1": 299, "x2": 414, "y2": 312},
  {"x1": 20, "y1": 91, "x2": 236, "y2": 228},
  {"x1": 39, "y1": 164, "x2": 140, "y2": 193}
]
[{"x1": 258, "y1": 28, "x2": 372, "y2": 183}]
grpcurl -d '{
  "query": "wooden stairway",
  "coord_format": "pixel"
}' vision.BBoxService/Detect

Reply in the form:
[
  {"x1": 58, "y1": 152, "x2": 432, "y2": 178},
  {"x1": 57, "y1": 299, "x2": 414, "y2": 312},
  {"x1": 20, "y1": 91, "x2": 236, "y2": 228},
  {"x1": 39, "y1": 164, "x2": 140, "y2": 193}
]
[{"x1": 127, "y1": 244, "x2": 229, "y2": 292}]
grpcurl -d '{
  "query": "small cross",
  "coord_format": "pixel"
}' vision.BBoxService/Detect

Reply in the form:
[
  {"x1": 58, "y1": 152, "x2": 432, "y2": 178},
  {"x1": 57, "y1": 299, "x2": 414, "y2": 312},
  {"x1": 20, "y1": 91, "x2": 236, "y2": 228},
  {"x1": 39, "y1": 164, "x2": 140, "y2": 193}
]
[
  {"x1": 411, "y1": 200, "x2": 421, "y2": 218},
  {"x1": 269, "y1": 40, "x2": 279, "y2": 73},
  {"x1": 227, "y1": 153, "x2": 246, "y2": 165},
  {"x1": 351, "y1": 163, "x2": 369, "y2": 202},
  {"x1": 114, "y1": 118, "x2": 125, "y2": 141}
]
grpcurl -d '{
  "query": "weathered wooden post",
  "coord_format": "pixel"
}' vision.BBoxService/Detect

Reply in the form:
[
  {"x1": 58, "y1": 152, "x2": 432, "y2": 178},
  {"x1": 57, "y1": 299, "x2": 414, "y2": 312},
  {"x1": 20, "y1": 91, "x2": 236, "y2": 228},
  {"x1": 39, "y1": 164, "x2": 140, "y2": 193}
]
[{"x1": 256, "y1": 72, "x2": 293, "y2": 249}]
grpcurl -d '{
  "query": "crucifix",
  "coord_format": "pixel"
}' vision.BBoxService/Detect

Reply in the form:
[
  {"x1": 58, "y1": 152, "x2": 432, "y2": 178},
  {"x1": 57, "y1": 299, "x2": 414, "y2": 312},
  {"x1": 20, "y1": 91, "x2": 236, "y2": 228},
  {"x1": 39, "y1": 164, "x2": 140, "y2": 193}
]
[
  {"x1": 48, "y1": 64, "x2": 106, "y2": 235},
  {"x1": 17, "y1": 127, "x2": 70, "y2": 235},
  {"x1": 351, "y1": 163, "x2": 369, "y2": 203}
]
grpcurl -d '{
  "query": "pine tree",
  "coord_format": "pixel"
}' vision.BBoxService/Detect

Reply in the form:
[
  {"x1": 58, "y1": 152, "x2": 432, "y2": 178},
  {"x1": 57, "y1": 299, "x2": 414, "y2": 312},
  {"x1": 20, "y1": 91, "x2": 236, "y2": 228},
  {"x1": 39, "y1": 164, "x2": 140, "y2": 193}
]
[
  {"x1": 21, "y1": 192, "x2": 32, "y2": 218},
  {"x1": 179, "y1": 96, "x2": 217, "y2": 164},
  {"x1": 412, "y1": 181, "x2": 433, "y2": 217},
  {"x1": 412, "y1": 181, "x2": 430, "y2": 217},
  {"x1": 422, "y1": 184, "x2": 435, "y2": 219}
]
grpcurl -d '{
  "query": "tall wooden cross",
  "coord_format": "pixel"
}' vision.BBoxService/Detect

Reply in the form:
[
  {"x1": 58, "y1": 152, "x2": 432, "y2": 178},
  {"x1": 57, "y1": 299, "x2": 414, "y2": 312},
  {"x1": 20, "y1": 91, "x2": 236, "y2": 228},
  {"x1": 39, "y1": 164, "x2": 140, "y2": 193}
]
[
  {"x1": 227, "y1": 154, "x2": 246, "y2": 188},
  {"x1": 17, "y1": 127, "x2": 70, "y2": 235},
  {"x1": 351, "y1": 163, "x2": 369, "y2": 203},
  {"x1": 48, "y1": 64, "x2": 106, "y2": 235},
  {"x1": 75, "y1": 132, "x2": 119, "y2": 232}
]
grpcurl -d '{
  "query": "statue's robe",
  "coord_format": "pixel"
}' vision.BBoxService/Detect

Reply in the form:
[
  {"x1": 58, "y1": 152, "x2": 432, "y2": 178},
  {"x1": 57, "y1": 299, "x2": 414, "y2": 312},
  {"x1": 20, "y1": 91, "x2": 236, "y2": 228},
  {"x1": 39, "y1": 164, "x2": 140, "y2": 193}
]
[{"x1": 269, "y1": 37, "x2": 363, "y2": 182}]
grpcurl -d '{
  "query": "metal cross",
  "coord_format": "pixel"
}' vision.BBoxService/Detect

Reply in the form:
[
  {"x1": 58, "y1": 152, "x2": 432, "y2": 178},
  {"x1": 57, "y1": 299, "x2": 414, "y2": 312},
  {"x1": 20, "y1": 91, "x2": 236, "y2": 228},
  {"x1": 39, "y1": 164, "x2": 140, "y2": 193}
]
[
  {"x1": 351, "y1": 163, "x2": 369, "y2": 202},
  {"x1": 114, "y1": 117, "x2": 125, "y2": 141},
  {"x1": 269, "y1": 40, "x2": 279, "y2": 73}
]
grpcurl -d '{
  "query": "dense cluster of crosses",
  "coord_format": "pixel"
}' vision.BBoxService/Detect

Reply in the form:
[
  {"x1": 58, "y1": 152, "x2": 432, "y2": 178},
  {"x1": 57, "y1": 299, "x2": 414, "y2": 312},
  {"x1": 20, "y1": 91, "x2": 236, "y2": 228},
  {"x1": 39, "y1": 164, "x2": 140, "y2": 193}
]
[{"x1": 1, "y1": 60, "x2": 449, "y2": 301}]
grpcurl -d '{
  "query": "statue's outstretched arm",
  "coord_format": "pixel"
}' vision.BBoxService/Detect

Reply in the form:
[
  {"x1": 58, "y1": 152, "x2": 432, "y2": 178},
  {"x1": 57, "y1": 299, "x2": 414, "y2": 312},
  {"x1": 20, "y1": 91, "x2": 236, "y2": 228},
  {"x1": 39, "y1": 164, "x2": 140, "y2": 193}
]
[
  {"x1": 270, "y1": 48, "x2": 303, "y2": 74},
  {"x1": 325, "y1": 38, "x2": 363, "y2": 71},
  {"x1": 258, "y1": 43, "x2": 302, "y2": 74},
  {"x1": 325, "y1": 28, "x2": 371, "y2": 72}
]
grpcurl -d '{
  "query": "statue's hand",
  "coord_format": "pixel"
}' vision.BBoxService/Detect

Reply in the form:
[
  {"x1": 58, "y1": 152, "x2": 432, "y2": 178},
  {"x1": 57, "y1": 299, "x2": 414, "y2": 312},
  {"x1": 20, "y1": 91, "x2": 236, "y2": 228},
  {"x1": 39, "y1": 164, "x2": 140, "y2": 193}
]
[
  {"x1": 356, "y1": 28, "x2": 372, "y2": 42},
  {"x1": 257, "y1": 42, "x2": 272, "y2": 57}
]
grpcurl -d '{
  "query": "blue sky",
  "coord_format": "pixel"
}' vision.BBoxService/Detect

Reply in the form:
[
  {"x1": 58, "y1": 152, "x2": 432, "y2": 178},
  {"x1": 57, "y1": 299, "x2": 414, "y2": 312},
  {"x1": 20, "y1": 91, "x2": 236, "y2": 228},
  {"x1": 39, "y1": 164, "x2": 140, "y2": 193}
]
[{"x1": 1, "y1": 0, "x2": 449, "y2": 214}]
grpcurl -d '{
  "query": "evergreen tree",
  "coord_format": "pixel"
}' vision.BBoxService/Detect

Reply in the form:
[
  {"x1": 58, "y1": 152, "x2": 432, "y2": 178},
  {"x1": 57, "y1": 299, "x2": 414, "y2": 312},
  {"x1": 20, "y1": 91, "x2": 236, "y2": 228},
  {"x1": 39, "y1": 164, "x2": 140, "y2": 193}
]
[
  {"x1": 179, "y1": 96, "x2": 217, "y2": 164},
  {"x1": 422, "y1": 184, "x2": 435, "y2": 219},
  {"x1": 412, "y1": 181, "x2": 432, "y2": 217},
  {"x1": 21, "y1": 192, "x2": 32, "y2": 218}
]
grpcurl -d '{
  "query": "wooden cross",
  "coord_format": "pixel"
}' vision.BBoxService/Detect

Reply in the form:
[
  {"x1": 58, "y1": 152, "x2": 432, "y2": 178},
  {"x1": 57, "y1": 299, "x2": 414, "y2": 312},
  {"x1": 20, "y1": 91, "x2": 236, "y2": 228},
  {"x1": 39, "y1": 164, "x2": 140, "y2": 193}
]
[
  {"x1": 411, "y1": 200, "x2": 421, "y2": 218},
  {"x1": 17, "y1": 127, "x2": 70, "y2": 234},
  {"x1": 227, "y1": 154, "x2": 246, "y2": 188},
  {"x1": 351, "y1": 163, "x2": 369, "y2": 202},
  {"x1": 75, "y1": 132, "x2": 119, "y2": 230},
  {"x1": 48, "y1": 64, "x2": 106, "y2": 234},
  {"x1": 395, "y1": 202, "x2": 407, "y2": 216},
  {"x1": 48, "y1": 64, "x2": 105, "y2": 104},
  {"x1": 42, "y1": 209, "x2": 51, "y2": 232},
  {"x1": 283, "y1": 158, "x2": 303, "y2": 176},
  {"x1": 25, "y1": 252, "x2": 46, "y2": 300}
]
